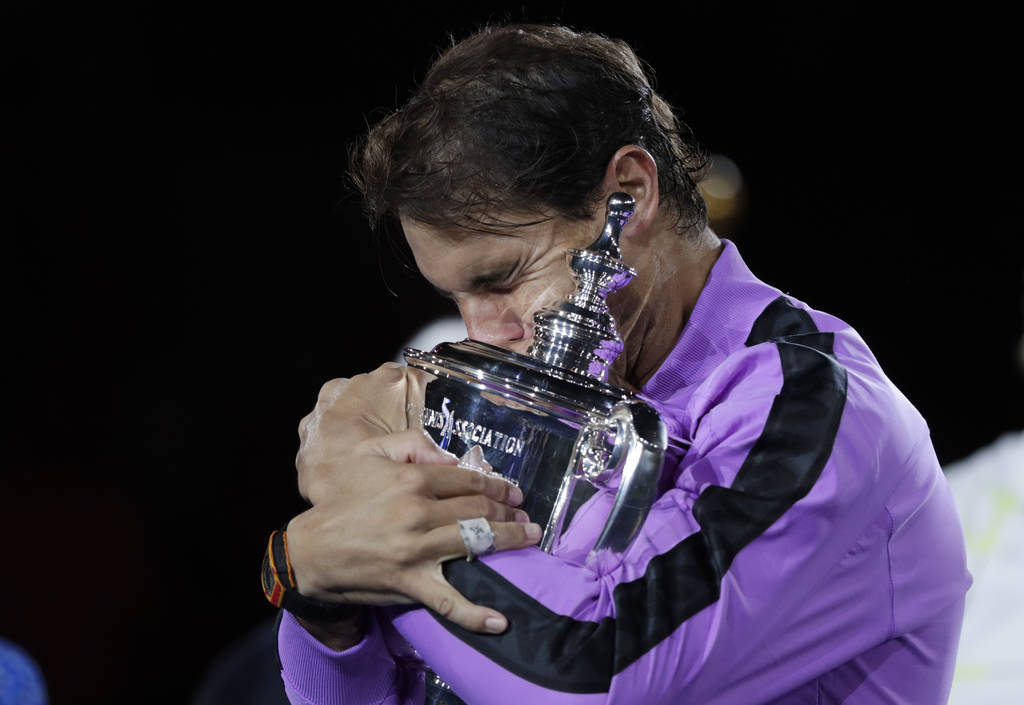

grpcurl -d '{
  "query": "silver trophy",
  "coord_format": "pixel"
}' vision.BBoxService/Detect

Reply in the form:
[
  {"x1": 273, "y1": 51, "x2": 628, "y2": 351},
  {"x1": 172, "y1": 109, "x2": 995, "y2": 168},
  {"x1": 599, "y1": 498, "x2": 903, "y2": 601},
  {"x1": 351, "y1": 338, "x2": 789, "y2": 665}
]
[{"x1": 404, "y1": 193, "x2": 688, "y2": 704}]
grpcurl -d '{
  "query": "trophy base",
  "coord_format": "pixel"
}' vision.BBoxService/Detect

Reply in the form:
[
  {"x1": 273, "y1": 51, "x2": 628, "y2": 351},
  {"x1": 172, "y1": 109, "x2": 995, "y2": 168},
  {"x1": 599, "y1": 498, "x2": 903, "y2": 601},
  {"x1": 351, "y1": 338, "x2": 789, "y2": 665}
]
[{"x1": 424, "y1": 668, "x2": 467, "y2": 705}]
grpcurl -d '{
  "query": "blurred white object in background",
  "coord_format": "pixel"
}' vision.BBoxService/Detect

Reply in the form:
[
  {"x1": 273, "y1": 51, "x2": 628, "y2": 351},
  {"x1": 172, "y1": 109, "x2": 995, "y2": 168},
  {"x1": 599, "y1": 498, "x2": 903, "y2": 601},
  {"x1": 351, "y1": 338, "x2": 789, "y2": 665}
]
[
  {"x1": 395, "y1": 315, "x2": 468, "y2": 363},
  {"x1": 945, "y1": 430, "x2": 1024, "y2": 704}
]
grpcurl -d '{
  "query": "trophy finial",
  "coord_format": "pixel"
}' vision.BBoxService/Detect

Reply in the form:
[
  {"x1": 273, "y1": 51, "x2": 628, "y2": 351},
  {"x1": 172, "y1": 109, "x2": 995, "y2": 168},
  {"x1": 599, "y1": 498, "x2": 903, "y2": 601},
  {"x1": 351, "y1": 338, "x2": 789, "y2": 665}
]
[
  {"x1": 527, "y1": 192, "x2": 638, "y2": 381},
  {"x1": 585, "y1": 192, "x2": 634, "y2": 260}
]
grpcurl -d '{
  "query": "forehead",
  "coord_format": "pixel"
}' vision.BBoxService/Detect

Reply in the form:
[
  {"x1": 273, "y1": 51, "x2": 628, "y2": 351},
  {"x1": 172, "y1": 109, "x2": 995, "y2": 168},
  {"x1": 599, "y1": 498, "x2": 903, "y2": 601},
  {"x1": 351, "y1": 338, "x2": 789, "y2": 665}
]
[
  {"x1": 401, "y1": 217, "x2": 535, "y2": 281},
  {"x1": 399, "y1": 211, "x2": 597, "y2": 289},
  {"x1": 401, "y1": 209, "x2": 555, "y2": 239}
]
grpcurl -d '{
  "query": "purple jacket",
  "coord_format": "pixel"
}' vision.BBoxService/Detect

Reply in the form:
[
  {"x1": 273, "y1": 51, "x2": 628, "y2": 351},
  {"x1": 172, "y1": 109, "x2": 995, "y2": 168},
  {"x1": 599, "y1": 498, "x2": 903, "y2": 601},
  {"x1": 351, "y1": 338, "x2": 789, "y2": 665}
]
[{"x1": 279, "y1": 241, "x2": 969, "y2": 704}]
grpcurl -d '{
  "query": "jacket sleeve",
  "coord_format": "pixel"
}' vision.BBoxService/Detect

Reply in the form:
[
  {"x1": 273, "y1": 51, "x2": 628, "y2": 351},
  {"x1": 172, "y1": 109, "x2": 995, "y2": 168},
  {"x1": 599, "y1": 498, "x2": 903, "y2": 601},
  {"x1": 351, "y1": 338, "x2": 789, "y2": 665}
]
[{"x1": 278, "y1": 609, "x2": 424, "y2": 705}]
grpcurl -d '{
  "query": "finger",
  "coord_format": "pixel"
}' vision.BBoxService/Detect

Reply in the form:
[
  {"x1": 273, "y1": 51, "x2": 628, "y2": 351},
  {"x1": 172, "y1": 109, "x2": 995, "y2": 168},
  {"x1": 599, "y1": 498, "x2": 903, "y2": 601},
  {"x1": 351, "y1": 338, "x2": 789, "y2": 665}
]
[
  {"x1": 428, "y1": 495, "x2": 527, "y2": 526},
  {"x1": 297, "y1": 410, "x2": 313, "y2": 442},
  {"x1": 412, "y1": 573, "x2": 511, "y2": 634},
  {"x1": 422, "y1": 465, "x2": 524, "y2": 506},
  {"x1": 404, "y1": 367, "x2": 433, "y2": 426},
  {"x1": 420, "y1": 520, "x2": 542, "y2": 559},
  {"x1": 357, "y1": 429, "x2": 460, "y2": 466},
  {"x1": 317, "y1": 377, "x2": 352, "y2": 405},
  {"x1": 353, "y1": 364, "x2": 414, "y2": 433},
  {"x1": 369, "y1": 361, "x2": 408, "y2": 384}
]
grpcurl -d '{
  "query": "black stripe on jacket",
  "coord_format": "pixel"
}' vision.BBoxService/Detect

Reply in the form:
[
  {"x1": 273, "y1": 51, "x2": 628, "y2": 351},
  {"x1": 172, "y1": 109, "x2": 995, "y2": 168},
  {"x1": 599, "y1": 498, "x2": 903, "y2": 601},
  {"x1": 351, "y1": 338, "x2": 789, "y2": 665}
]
[{"x1": 434, "y1": 296, "x2": 849, "y2": 693}]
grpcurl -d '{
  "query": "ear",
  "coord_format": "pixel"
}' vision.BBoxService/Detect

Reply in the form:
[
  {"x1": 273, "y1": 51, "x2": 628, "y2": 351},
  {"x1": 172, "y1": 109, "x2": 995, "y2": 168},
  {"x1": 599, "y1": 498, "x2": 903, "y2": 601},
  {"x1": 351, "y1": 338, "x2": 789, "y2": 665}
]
[{"x1": 599, "y1": 145, "x2": 660, "y2": 243}]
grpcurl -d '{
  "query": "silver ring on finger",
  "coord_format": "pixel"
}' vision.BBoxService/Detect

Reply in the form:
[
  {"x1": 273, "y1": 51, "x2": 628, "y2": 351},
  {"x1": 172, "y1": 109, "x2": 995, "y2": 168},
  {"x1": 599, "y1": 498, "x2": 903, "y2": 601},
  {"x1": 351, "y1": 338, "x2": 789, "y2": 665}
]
[{"x1": 458, "y1": 517, "x2": 496, "y2": 561}]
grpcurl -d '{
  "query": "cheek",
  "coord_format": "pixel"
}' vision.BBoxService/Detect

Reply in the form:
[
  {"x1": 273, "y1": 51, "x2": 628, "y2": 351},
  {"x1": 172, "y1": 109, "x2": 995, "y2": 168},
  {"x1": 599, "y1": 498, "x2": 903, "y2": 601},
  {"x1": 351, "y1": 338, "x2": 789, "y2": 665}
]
[{"x1": 514, "y1": 277, "x2": 575, "y2": 323}]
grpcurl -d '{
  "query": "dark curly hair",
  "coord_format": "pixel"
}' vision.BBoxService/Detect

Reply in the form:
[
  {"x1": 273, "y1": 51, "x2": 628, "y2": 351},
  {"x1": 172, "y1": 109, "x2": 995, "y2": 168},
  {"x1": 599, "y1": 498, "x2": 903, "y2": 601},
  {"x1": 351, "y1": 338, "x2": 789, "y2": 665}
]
[{"x1": 350, "y1": 24, "x2": 707, "y2": 236}]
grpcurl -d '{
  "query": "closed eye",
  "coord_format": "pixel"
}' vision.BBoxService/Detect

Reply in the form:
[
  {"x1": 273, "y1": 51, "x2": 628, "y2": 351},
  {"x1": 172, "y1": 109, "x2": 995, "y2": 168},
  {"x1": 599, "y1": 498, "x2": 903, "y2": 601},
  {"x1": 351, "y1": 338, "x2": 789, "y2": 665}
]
[
  {"x1": 429, "y1": 263, "x2": 521, "y2": 300},
  {"x1": 468, "y1": 263, "x2": 520, "y2": 293}
]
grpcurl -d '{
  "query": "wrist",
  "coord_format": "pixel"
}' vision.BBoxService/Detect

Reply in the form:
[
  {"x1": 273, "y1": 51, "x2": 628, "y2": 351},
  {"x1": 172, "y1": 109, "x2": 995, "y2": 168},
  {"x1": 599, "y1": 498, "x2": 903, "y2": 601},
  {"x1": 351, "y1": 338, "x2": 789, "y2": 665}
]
[
  {"x1": 283, "y1": 515, "x2": 330, "y2": 600},
  {"x1": 261, "y1": 524, "x2": 361, "y2": 623},
  {"x1": 295, "y1": 609, "x2": 367, "y2": 652}
]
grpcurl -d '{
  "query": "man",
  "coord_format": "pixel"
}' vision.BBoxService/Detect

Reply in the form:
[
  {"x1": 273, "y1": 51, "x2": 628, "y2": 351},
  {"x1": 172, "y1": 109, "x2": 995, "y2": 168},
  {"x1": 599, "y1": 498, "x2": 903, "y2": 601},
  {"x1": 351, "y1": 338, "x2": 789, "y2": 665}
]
[{"x1": 267, "y1": 24, "x2": 969, "y2": 704}]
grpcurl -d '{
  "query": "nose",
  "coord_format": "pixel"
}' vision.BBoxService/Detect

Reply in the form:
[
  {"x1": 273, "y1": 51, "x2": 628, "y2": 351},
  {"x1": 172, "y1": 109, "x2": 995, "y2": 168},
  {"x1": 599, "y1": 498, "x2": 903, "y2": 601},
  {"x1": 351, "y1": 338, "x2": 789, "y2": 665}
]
[{"x1": 459, "y1": 296, "x2": 529, "y2": 348}]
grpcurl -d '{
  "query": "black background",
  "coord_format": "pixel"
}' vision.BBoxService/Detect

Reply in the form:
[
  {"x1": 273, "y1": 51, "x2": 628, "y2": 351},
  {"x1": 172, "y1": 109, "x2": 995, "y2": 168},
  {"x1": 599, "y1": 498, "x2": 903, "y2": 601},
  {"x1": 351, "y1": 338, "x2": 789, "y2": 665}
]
[{"x1": 2, "y1": 3, "x2": 1021, "y2": 704}]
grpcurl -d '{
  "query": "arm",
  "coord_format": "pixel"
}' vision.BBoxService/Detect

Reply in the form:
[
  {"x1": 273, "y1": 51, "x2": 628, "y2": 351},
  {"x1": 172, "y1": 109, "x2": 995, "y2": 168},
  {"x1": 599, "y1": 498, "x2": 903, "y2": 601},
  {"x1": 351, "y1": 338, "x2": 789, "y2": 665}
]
[
  {"x1": 278, "y1": 363, "x2": 541, "y2": 705},
  {"x1": 284, "y1": 334, "x2": 965, "y2": 704},
  {"x1": 278, "y1": 610, "x2": 424, "y2": 705},
  {"x1": 388, "y1": 339, "x2": 859, "y2": 703},
  {"x1": 385, "y1": 335, "x2": 961, "y2": 704}
]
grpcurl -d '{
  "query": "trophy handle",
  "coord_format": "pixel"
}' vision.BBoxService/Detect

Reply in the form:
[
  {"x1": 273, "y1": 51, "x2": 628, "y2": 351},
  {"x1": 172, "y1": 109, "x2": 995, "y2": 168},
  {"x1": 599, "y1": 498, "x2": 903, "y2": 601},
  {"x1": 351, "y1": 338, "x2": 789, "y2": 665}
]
[
  {"x1": 589, "y1": 401, "x2": 667, "y2": 558},
  {"x1": 553, "y1": 400, "x2": 667, "y2": 558}
]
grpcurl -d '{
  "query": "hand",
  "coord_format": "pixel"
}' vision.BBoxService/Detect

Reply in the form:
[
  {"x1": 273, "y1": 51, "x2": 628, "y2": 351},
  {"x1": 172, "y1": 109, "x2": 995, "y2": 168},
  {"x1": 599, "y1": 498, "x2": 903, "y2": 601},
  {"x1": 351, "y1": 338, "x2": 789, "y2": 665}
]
[
  {"x1": 287, "y1": 429, "x2": 541, "y2": 633},
  {"x1": 296, "y1": 362, "x2": 429, "y2": 506},
  {"x1": 288, "y1": 363, "x2": 541, "y2": 640}
]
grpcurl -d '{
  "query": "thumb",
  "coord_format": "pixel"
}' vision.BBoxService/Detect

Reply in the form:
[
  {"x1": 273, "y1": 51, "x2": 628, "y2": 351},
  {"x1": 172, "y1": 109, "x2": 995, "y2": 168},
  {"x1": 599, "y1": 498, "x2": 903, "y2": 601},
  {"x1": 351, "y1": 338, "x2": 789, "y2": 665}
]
[
  {"x1": 414, "y1": 571, "x2": 509, "y2": 635},
  {"x1": 358, "y1": 429, "x2": 460, "y2": 466}
]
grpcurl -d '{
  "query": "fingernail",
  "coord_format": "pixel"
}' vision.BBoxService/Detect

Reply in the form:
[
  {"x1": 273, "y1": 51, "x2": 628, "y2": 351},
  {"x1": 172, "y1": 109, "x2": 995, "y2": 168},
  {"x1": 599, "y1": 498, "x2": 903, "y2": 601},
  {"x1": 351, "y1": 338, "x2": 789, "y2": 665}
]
[
  {"x1": 485, "y1": 616, "x2": 507, "y2": 633},
  {"x1": 514, "y1": 509, "x2": 529, "y2": 523},
  {"x1": 508, "y1": 486, "x2": 523, "y2": 505},
  {"x1": 525, "y1": 523, "x2": 542, "y2": 541}
]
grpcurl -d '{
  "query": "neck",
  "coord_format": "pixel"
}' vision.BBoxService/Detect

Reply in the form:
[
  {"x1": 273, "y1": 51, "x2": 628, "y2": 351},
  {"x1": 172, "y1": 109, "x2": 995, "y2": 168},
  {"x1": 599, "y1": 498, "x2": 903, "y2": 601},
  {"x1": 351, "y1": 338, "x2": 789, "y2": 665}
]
[{"x1": 610, "y1": 227, "x2": 723, "y2": 392}]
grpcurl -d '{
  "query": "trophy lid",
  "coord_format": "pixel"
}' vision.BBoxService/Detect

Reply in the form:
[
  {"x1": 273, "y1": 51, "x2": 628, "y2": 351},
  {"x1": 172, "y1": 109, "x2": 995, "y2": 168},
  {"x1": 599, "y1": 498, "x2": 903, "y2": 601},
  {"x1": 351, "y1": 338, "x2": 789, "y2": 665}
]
[
  {"x1": 404, "y1": 339, "x2": 632, "y2": 423},
  {"x1": 527, "y1": 192, "x2": 637, "y2": 381}
]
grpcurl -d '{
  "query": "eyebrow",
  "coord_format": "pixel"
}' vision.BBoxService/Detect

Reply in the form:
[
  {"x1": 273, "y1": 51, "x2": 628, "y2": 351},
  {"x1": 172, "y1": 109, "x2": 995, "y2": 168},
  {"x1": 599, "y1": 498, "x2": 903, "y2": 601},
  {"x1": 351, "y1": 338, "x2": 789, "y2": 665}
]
[{"x1": 430, "y1": 263, "x2": 518, "y2": 300}]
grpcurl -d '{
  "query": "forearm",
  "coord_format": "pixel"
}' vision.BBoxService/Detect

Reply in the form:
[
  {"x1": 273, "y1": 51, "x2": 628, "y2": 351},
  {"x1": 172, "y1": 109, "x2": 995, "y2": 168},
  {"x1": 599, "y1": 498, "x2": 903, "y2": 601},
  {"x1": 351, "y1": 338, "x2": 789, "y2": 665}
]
[{"x1": 385, "y1": 488, "x2": 895, "y2": 705}]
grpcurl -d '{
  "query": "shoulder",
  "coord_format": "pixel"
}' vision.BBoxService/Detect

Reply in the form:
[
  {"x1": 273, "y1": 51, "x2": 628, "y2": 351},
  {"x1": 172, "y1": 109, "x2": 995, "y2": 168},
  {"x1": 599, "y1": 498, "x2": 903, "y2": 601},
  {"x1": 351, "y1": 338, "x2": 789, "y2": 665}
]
[
  {"x1": 653, "y1": 292, "x2": 937, "y2": 504},
  {"x1": 661, "y1": 292, "x2": 923, "y2": 441}
]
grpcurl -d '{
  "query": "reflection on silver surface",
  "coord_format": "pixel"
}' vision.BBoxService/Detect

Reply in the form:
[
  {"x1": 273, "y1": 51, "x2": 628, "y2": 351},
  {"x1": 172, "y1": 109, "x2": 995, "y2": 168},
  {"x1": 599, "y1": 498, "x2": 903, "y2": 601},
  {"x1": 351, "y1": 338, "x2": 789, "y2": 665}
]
[
  {"x1": 405, "y1": 194, "x2": 688, "y2": 705},
  {"x1": 423, "y1": 670, "x2": 462, "y2": 705}
]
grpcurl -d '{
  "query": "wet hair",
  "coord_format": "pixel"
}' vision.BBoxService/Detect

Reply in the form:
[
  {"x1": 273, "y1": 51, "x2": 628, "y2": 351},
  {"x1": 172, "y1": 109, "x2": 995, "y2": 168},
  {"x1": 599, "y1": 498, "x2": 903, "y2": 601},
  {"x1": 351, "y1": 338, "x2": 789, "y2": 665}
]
[{"x1": 350, "y1": 24, "x2": 707, "y2": 236}]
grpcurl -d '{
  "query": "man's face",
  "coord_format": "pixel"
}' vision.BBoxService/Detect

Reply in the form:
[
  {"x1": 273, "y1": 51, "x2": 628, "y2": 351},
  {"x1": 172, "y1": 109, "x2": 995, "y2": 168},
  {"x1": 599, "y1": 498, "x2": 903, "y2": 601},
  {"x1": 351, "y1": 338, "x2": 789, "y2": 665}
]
[{"x1": 402, "y1": 213, "x2": 599, "y2": 355}]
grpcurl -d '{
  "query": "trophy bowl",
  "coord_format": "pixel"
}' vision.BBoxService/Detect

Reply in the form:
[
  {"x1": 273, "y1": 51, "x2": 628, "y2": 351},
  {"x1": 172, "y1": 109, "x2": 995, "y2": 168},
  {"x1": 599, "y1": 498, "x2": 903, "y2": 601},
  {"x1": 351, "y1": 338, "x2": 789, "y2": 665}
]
[{"x1": 405, "y1": 339, "x2": 680, "y2": 558}]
